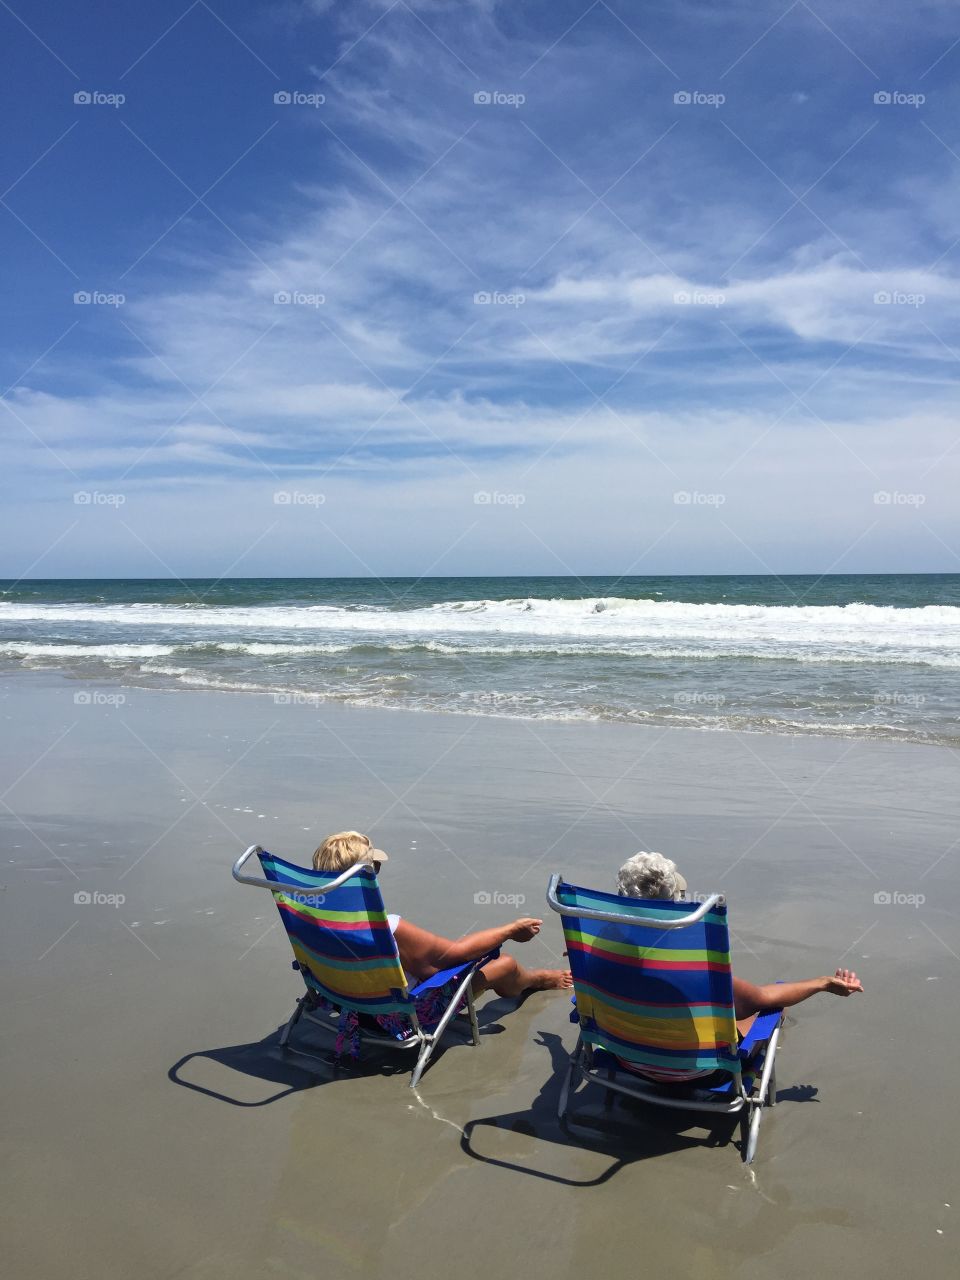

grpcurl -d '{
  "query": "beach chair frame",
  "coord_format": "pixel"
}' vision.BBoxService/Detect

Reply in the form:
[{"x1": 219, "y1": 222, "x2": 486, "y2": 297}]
[
  {"x1": 233, "y1": 845, "x2": 488, "y2": 1087},
  {"x1": 546, "y1": 875, "x2": 782, "y2": 1163}
]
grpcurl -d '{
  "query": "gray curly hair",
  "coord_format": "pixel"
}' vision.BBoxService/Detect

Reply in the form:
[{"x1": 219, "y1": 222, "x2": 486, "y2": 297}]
[{"x1": 617, "y1": 851, "x2": 687, "y2": 900}]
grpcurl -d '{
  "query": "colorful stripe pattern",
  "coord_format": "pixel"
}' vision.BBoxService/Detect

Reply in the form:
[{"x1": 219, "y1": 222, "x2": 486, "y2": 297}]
[
  {"x1": 258, "y1": 851, "x2": 412, "y2": 1015},
  {"x1": 557, "y1": 881, "x2": 740, "y2": 1077}
]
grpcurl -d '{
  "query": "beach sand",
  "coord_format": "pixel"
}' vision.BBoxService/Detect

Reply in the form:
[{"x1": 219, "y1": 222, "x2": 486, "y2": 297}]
[{"x1": 1, "y1": 671, "x2": 956, "y2": 1279}]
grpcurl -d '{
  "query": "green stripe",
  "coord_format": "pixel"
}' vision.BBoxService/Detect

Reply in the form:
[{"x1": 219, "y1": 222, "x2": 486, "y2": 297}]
[
  {"x1": 277, "y1": 897, "x2": 388, "y2": 925},
  {"x1": 296, "y1": 945, "x2": 403, "y2": 976},
  {"x1": 566, "y1": 928, "x2": 729, "y2": 965}
]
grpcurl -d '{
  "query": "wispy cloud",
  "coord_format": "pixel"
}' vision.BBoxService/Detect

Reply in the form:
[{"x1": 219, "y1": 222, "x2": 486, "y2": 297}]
[{"x1": 2, "y1": 0, "x2": 960, "y2": 572}]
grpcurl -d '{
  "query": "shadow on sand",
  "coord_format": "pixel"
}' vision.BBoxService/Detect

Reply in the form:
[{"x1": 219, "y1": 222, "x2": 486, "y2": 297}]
[
  {"x1": 168, "y1": 1002, "x2": 510, "y2": 1107},
  {"x1": 459, "y1": 1031, "x2": 821, "y2": 1185}
]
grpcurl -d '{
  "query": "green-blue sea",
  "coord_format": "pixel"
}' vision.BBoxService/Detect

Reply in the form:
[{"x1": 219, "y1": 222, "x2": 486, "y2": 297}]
[{"x1": 2, "y1": 574, "x2": 959, "y2": 743}]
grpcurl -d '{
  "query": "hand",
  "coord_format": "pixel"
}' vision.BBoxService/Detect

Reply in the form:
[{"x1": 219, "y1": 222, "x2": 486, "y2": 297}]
[
  {"x1": 509, "y1": 917, "x2": 542, "y2": 943},
  {"x1": 823, "y1": 967, "x2": 863, "y2": 996}
]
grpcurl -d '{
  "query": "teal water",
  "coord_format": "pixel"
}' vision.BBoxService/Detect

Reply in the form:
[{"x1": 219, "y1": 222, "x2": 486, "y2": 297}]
[{"x1": 2, "y1": 575, "x2": 958, "y2": 743}]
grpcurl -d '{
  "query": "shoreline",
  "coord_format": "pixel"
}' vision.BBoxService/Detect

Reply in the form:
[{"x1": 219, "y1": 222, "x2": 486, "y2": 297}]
[{"x1": 2, "y1": 662, "x2": 955, "y2": 750}]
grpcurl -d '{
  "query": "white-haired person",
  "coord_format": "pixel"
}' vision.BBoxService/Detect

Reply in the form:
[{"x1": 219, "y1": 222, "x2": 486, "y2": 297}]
[
  {"x1": 617, "y1": 850, "x2": 864, "y2": 1029},
  {"x1": 313, "y1": 831, "x2": 572, "y2": 997}
]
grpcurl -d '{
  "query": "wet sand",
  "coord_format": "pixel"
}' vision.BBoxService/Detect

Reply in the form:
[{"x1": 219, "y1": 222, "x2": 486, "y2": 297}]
[{"x1": 1, "y1": 671, "x2": 956, "y2": 1280}]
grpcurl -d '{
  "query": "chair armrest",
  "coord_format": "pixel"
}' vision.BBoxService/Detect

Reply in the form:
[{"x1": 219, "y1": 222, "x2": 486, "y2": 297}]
[
  {"x1": 408, "y1": 948, "x2": 500, "y2": 996},
  {"x1": 739, "y1": 1008, "x2": 783, "y2": 1057}
]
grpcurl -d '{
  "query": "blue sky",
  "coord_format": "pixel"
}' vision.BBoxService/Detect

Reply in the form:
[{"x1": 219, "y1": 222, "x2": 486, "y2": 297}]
[{"x1": 3, "y1": 0, "x2": 960, "y2": 578}]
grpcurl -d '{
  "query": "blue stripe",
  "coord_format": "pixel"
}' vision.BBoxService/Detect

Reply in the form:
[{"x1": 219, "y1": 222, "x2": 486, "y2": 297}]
[{"x1": 566, "y1": 950, "x2": 735, "y2": 1006}]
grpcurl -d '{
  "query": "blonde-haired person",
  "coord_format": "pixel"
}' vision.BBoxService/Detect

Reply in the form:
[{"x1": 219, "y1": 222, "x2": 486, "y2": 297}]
[
  {"x1": 314, "y1": 831, "x2": 572, "y2": 997},
  {"x1": 617, "y1": 850, "x2": 864, "y2": 1024}
]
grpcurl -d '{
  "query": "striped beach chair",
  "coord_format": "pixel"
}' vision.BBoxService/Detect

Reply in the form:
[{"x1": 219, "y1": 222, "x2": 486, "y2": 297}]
[
  {"x1": 546, "y1": 875, "x2": 783, "y2": 1162},
  {"x1": 233, "y1": 846, "x2": 493, "y2": 1087}
]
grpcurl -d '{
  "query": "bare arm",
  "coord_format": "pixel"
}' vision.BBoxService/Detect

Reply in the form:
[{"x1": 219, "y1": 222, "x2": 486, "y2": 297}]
[
  {"x1": 733, "y1": 968, "x2": 863, "y2": 1020},
  {"x1": 393, "y1": 916, "x2": 542, "y2": 979}
]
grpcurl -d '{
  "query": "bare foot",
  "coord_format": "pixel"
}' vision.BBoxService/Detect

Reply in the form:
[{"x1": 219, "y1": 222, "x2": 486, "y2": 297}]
[
  {"x1": 525, "y1": 968, "x2": 574, "y2": 992},
  {"x1": 824, "y1": 967, "x2": 863, "y2": 995}
]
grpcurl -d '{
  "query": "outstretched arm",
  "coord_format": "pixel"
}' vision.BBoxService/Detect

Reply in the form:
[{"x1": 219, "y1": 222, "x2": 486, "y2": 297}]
[
  {"x1": 733, "y1": 967, "x2": 863, "y2": 1020},
  {"x1": 393, "y1": 916, "x2": 542, "y2": 979}
]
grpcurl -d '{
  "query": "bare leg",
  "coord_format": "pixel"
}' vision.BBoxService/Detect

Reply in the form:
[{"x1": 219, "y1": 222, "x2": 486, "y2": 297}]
[{"x1": 472, "y1": 954, "x2": 572, "y2": 998}]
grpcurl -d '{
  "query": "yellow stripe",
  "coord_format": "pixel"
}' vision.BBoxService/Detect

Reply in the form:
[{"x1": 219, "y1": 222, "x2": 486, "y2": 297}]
[
  {"x1": 293, "y1": 943, "x2": 407, "y2": 998},
  {"x1": 580, "y1": 994, "x2": 737, "y2": 1050}
]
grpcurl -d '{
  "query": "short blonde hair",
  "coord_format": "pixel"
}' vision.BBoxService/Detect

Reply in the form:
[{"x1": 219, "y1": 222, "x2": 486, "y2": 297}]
[{"x1": 313, "y1": 830, "x2": 372, "y2": 872}]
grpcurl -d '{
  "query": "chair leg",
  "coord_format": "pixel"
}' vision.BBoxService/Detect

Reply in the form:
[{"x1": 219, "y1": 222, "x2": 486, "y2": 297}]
[
  {"x1": 279, "y1": 996, "x2": 307, "y2": 1048},
  {"x1": 409, "y1": 1039, "x2": 434, "y2": 1089},
  {"x1": 744, "y1": 1104, "x2": 762, "y2": 1164},
  {"x1": 558, "y1": 1037, "x2": 582, "y2": 1121},
  {"x1": 465, "y1": 984, "x2": 480, "y2": 1046}
]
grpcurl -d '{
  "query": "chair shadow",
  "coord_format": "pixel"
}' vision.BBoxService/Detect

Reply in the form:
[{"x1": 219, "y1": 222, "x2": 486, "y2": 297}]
[
  {"x1": 169, "y1": 1008, "x2": 502, "y2": 1107},
  {"x1": 460, "y1": 1031, "x2": 816, "y2": 1186}
]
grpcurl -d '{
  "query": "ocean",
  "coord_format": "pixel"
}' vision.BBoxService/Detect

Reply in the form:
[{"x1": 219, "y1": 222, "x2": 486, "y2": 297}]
[{"x1": 2, "y1": 574, "x2": 959, "y2": 744}]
